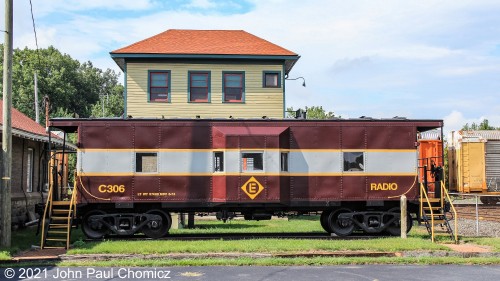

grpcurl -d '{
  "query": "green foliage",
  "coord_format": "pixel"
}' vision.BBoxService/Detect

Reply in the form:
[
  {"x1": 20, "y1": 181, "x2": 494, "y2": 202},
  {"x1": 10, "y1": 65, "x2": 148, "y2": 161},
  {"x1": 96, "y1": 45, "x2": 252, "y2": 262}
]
[
  {"x1": 286, "y1": 106, "x2": 337, "y2": 119},
  {"x1": 0, "y1": 44, "x2": 123, "y2": 122},
  {"x1": 90, "y1": 84, "x2": 125, "y2": 117},
  {"x1": 462, "y1": 119, "x2": 498, "y2": 131}
]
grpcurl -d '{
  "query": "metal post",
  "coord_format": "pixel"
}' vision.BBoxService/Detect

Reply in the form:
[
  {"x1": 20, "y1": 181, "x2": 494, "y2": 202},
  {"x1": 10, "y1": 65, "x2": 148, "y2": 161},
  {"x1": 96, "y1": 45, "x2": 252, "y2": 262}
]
[
  {"x1": 188, "y1": 212, "x2": 195, "y2": 229},
  {"x1": 475, "y1": 195, "x2": 479, "y2": 236},
  {"x1": 1, "y1": 0, "x2": 14, "y2": 248},
  {"x1": 34, "y1": 72, "x2": 39, "y2": 123},
  {"x1": 423, "y1": 165, "x2": 428, "y2": 194},
  {"x1": 400, "y1": 195, "x2": 407, "y2": 239}
]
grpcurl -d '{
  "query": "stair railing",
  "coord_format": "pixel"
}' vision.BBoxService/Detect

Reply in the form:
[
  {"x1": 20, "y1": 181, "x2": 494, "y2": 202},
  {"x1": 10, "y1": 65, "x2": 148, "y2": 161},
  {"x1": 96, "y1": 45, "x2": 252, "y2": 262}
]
[
  {"x1": 441, "y1": 180, "x2": 458, "y2": 243},
  {"x1": 40, "y1": 181, "x2": 54, "y2": 249},
  {"x1": 65, "y1": 178, "x2": 78, "y2": 249},
  {"x1": 420, "y1": 182, "x2": 435, "y2": 242}
]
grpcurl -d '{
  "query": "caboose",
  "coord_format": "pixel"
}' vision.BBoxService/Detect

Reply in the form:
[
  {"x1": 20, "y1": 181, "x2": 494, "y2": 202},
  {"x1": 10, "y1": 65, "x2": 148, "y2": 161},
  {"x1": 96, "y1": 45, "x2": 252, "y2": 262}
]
[{"x1": 43, "y1": 117, "x2": 443, "y2": 243}]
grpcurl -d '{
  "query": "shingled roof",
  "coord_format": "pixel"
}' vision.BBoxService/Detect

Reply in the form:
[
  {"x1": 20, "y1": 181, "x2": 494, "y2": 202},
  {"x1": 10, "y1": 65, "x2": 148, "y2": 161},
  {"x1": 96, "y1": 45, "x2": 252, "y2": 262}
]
[
  {"x1": 0, "y1": 99, "x2": 66, "y2": 145},
  {"x1": 110, "y1": 29, "x2": 300, "y2": 73}
]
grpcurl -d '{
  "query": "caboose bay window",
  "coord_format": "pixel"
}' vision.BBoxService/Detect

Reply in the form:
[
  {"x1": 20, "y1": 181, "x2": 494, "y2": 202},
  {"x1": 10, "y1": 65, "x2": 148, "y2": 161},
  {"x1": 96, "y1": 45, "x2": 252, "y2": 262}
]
[
  {"x1": 149, "y1": 71, "x2": 170, "y2": 102},
  {"x1": 280, "y1": 152, "x2": 289, "y2": 172},
  {"x1": 242, "y1": 152, "x2": 264, "y2": 172},
  {"x1": 214, "y1": 151, "x2": 224, "y2": 172},
  {"x1": 223, "y1": 72, "x2": 244, "y2": 102}
]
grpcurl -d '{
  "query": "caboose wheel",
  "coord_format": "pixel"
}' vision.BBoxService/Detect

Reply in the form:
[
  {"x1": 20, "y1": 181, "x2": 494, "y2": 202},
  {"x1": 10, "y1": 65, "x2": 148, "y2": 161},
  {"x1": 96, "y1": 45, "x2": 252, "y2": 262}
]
[
  {"x1": 82, "y1": 210, "x2": 109, "y2": 239},
  {"x1": 320, "y1": 211, "x2": 332, "y2": 233},
  {"x1": 328, "y1": 208, "x2": 354, "y2": 236},
  {"x1": 142, "y1": 209, "x2": 172, "y2": 239},
  {"x1": 385, "y1": 207, "x2": 412, "y2": 236}
]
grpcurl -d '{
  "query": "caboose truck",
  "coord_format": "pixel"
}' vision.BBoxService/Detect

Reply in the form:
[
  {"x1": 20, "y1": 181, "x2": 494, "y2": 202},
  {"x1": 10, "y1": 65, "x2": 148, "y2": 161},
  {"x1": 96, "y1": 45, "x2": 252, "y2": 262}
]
[{"x1": 47, "y1": 118, "x2": 443, "y2": 239}]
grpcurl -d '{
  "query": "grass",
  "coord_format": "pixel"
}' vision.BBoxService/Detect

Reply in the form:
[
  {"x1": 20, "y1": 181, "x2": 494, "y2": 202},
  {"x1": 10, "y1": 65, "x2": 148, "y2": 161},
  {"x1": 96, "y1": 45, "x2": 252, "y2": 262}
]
[
  {"x1": 68, "y1": 216, "x2": 450, "y2": 255},
  {"x1": 58, "y1": 256, "x2": 500, "y2": 267},
  {"x1": 171, "y1": 216, "x2": 323, "y2": 234},
  {"x1": 0, "y1": 225, "x2": 85, "y2": 261},
  {"x1": 3, "y1": 216, "x2": 500, "y2": 266},
  {"x1": 67, "y1": 237, "x2": 449, "y2": 255},
  {"x1": 461, "y1": 237, "x2": 500, "y2": 251},
  {"x1": 0, "y1": 226, "x2": 44, "y2": 260}
]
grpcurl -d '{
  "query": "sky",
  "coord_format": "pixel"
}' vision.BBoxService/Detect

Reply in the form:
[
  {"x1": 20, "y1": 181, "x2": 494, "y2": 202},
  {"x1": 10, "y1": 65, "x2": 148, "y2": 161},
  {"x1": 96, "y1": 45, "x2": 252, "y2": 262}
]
[{"x1": 1, "y1": 0, "x2": 500, "y2": 134}]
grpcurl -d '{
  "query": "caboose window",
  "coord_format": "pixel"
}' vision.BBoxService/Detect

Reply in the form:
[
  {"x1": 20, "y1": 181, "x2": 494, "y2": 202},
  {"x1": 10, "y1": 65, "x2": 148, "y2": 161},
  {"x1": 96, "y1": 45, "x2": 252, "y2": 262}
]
[
  {"x1": 214, "y1": 151, "x2": 224, "y2": 172},
  {"x1": 136, "y1": 152, "x2": 158, "y2": 173},
  {"x1": 242, "y1": 152, "x2": 263, "y2": 172},
  {"x1": 343, "y1": 152, "x2": 364, "y2": 172},
  {"x1": 281, "y1": 152, "x2": 289, "y2": 172}
]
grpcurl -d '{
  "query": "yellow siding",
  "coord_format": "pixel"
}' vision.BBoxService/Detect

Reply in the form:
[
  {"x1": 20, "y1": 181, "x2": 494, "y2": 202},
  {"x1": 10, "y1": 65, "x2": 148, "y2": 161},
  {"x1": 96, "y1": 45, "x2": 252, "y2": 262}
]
[{"x1": 126, "y1": 62, "x2": 285, "y2": 118}]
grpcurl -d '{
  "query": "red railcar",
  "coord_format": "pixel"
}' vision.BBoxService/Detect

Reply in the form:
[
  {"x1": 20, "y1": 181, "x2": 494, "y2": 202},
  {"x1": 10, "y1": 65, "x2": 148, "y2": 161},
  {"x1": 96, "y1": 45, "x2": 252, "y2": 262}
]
[{"x1": 50, "y1": 118, "x2": 443, "y2": 238}]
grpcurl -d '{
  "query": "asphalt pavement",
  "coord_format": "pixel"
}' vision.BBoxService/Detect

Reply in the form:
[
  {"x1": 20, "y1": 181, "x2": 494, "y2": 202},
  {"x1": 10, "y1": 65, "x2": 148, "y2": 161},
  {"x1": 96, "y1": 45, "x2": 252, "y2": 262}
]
[{"x1": 1, "y1": 265, "x2": 499, "y2": 281}]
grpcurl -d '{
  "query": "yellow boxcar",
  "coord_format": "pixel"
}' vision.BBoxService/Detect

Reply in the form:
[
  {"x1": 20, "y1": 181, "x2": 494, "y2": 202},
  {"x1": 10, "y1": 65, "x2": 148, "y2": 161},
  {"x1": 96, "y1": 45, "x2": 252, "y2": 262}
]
[{"x1": 448, "y1": 131, "x2": 496, "y2": 194}]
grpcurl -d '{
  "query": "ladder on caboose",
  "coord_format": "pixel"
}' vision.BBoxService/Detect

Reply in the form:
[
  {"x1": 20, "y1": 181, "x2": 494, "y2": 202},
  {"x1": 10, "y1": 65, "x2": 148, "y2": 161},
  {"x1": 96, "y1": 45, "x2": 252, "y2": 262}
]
[
  {"x1": 419, "y1": 181, "x2": 458, "y2": 243},
  {"x1": 40, "y1": 182, "x2": 77, "y2": 250}
]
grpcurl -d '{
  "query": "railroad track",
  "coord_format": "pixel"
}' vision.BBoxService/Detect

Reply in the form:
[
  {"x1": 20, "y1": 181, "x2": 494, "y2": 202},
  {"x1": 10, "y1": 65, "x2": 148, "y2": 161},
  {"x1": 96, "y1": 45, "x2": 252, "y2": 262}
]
[
  {"x1": 453, "y1": 204, "x2": 500, "y2": 223},
  {"x1": 84, "y1": 232, "x2": 381, "y2": 242}
]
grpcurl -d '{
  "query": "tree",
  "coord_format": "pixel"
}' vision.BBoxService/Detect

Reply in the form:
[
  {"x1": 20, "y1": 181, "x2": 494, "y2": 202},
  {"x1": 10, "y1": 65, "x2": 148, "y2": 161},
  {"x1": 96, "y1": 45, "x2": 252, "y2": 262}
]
[
  {"x1": 0, "y1": 45, "x2": 124, "y2": 122},
  {"x1": 286, "y1": 106, "x2": 337, "y2": 119},
  {"x1": 462, "y1": 119, "x2": 498, "y2": 131}
]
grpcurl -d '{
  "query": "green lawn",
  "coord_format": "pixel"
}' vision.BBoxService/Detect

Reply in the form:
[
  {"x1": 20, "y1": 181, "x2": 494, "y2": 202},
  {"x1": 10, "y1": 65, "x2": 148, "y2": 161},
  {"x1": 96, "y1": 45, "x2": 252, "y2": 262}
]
[
  {"x1": 0, "y1": 225, "x2": 85, "y2": 261},
  {"x1": 3, "y1": 216, "x2": 500, "y2": 266}
]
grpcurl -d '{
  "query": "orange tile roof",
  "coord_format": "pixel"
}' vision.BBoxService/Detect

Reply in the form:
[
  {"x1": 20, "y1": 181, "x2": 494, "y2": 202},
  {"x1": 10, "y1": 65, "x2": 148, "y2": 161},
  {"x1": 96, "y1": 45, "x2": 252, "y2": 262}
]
[
  {"x1": 111, "y1": 29, "x2": 298, "y2": 56},
  {"x1": 0, "y1": 99, "x2": 50, "y2": 138}
]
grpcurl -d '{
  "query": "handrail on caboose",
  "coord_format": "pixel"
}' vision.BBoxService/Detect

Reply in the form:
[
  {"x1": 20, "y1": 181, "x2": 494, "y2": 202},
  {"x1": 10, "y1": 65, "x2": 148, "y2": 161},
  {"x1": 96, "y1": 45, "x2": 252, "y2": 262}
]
[
  {"x1": 441, "y1": 180, "x2": 458, "y2": 244},
  {"x1": 66, "y1": 174, "x2": 78, "y2": 249},
  {"x1": 419, "y1": 183, "x2": 435, "y2": 242},
  {"x1": 40, "y1": 180, "x2": 54, "y2": 249}
]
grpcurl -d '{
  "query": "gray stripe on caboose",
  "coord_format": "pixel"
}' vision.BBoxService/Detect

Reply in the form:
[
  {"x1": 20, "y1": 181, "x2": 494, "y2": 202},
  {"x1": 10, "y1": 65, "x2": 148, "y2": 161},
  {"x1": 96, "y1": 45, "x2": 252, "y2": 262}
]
[
  {"x1": 365, "y1": 151, "x2": 417, "y2": 173},
  {"x1": 79, "y1": 150, "x2": 134, "y2": 174},
  {"x1": 78, "y1": 150, "x2": 416, "y2": 175},
  {"x1": 289, "y1": 152, "x2": 342, "y2": 173},
  {"x1": 158, "y1": 151, "x2": 212, "y2": 173}
]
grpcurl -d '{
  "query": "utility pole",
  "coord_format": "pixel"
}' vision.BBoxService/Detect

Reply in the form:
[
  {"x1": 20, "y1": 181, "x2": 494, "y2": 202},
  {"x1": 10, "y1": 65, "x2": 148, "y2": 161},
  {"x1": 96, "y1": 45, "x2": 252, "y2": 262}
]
[
  {"x1": 35, "y1": 72, "x2": 39, "y2": 123},
  {"x1": 1, "y1": 0, "x2": 13, "y2": 248}
]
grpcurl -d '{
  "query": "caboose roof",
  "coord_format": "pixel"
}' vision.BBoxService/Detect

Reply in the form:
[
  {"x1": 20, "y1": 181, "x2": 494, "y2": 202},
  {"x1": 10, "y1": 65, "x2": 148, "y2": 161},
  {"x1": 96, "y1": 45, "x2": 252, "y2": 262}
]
[{"x1": 49, "y1": 117, "x2": 443, "y2": 134}]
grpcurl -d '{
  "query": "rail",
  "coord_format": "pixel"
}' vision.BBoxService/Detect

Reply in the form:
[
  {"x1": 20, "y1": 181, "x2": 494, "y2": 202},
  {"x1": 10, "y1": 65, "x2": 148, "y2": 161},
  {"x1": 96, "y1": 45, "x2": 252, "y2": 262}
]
[
  {"x1": 419, "y1": 182, "x2": 435, "y2": 242},
  {"x1": 441, "y1": 180, "x2": 458, "y2": 243}
]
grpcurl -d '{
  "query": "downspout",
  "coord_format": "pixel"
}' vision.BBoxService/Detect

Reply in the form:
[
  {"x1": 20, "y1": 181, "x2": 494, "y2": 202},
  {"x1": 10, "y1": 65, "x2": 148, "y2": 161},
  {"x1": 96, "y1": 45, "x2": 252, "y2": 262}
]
[{"x1": 20, "y1": 139, "x2": 29, "y2": 217}]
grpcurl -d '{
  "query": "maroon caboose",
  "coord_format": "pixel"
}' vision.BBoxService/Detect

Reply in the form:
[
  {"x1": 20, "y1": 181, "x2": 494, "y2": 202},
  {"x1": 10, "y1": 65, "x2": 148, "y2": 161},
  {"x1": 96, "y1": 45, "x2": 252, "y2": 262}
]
[{"x1": 49, "y1": 118, "x2": 443, "y2": 238}]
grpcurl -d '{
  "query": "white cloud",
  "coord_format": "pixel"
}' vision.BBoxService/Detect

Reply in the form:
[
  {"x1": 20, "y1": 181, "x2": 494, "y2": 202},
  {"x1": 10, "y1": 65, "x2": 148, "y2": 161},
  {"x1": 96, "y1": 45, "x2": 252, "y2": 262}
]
[
  {"x1": 184, "y1": 0, "x2": 217, "y2": 9},
  {"x1": 437, "y1": 65, "x2": 500, "y2": 77},
  {"x1": 444, "y1": 110, "x2": 500, "y2": 134},
  {"x1": 3, "y1": 0, "x2": 500, "y2": 124}
]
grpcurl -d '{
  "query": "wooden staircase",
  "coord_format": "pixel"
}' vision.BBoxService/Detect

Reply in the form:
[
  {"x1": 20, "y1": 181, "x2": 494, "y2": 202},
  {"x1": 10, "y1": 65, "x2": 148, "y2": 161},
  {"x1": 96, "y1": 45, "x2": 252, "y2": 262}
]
[
  {"x1": 41, "y1": 185, "x2": 77, "y2": 249},
  {"x1": 420, "y1": 181, "x2": 458, "y2": 243}
]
